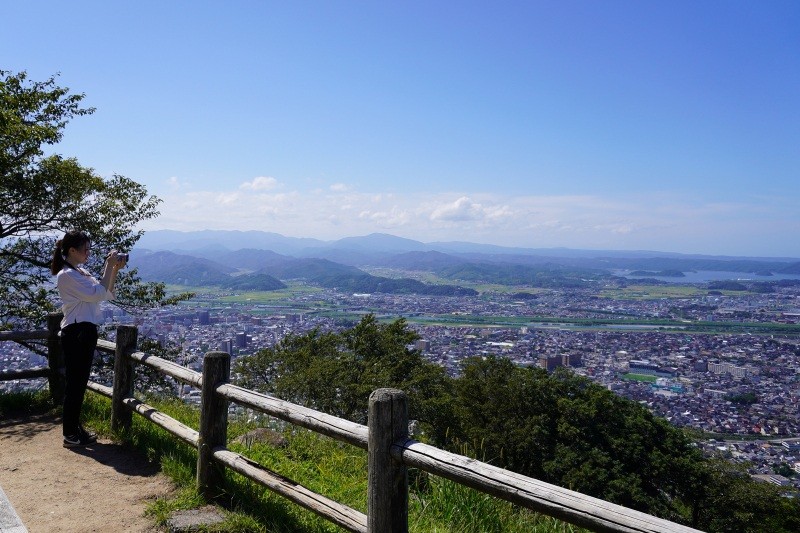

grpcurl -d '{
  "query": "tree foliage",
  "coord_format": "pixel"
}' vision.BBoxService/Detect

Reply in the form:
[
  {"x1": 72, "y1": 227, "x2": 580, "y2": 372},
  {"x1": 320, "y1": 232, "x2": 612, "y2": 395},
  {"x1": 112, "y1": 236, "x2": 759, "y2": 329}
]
[
  {"x1": 234, "y1": 319, "x2": 800, "y2": 531},
  {"x1": 686, "y1": 459, "x2": 800, "y2": 532},
  {"x1": 0, "y1": 70, "x2": 188, "y2": 330},
  {"x1": 234, "y1": 315, "x2": 453, "y2": 436},
  {"x1": 450, "y1": 357, "x2": 700, "y2": 519}
]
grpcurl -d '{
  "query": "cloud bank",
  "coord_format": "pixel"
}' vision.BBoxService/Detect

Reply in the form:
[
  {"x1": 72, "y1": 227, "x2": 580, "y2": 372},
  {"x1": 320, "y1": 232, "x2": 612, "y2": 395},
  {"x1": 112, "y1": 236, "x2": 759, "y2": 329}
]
[{"x1": 144, "y1": 176, "x2": 800, "y2": 256}]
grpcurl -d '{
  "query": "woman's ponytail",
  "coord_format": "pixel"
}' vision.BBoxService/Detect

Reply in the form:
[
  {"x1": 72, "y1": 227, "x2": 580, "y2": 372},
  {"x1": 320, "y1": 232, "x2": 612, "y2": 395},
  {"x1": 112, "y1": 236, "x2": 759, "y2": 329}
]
[{"x1": 51, "y1": 239, "x2": 65, "y2": 275}]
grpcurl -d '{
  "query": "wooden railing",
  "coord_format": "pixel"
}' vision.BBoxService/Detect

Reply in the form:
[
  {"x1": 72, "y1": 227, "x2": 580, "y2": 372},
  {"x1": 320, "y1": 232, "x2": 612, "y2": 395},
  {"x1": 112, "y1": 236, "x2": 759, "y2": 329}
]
[
  {"x1": 1, "y1": 317, "x2": 702, "y2": 533},
  {"x1": 0, "y1": 314, "x2": 65, "y2": 401}
]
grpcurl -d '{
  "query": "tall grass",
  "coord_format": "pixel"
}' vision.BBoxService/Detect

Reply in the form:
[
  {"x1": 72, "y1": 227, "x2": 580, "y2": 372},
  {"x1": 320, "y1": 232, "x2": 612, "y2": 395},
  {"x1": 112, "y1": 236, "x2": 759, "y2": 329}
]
[
  {"x1": 5, "y1": 390, "x2": 584, "y2": 532},
  {"x1": 0, "y1": 388, "x2": 53, "y2": 417}
]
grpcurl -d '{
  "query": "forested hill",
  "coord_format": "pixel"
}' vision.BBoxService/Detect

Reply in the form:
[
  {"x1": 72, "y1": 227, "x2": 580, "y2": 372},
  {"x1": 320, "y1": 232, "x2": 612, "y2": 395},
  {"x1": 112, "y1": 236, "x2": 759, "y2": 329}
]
[
  {"x1": 133, "y1": 250, "x2": 477, "y2": 295},
  {"x1": 133, "y1": 232, "x2": 800, "y2": 292},
  {"x1": 132, "y1": 244, "x2": 800, "y2": 293},
  {"x1": 233, "y1": 315, "x2": 800, "y2": 532}
]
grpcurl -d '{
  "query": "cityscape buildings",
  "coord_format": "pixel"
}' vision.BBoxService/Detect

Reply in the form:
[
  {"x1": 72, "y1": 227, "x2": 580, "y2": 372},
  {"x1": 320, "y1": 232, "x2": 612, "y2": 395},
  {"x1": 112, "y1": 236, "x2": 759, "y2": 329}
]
[{"x1": 2, "y1": 281, "x2": 799, "y2": 490}]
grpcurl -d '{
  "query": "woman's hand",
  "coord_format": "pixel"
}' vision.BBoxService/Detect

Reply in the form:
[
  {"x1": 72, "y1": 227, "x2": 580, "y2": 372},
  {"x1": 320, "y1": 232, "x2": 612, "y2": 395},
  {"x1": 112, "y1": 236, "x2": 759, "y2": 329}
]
[
  {"x1": 100, "y1": 250, "x2": 124, "y2": 295},
  {"x1": 105, "y1": 250, "x2": 128, "y2": 270}
]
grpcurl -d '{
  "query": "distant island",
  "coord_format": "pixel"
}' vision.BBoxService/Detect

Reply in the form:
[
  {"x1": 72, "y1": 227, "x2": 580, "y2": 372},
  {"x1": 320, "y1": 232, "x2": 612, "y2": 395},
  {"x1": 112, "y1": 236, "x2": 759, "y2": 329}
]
[{"x1": 627, "y1": 269, "x2": 685, "y2": 278}]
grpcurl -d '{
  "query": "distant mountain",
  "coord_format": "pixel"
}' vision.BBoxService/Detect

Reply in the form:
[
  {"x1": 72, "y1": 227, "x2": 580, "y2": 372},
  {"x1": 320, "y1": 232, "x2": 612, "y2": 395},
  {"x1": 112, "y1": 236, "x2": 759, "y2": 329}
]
[
  {"x1": 134, "y1": 230, "x2": 800, "y2": 272},
  {"x1": 325, "y1": 233, "x2": 429, "y2": 253},
  {"x1": 777, "y1": 262, "x2": 800, "y2": 274},
  {"x1": 595, "y1": 257, "x2": 796, "y2": 273},
  {"x1": 436, "y1": 262, "x2": 608, "y2": 288},
  {"x1": 378, "y1": 251, "x2": 469, "y2": 270},
  {"x1": 295, "y1": 233, "x2": 432, "y2": 265},
  {"x1": 294, "y1": 248, "x2": 392, "y2": 266},
  {"x1": 136, "y1": 230, "x2": 324, "y2": 255},
  {"x1": 133, "y1": 251, "x2": 234, "y2": 286},
  {"x1": 218, "y1": 249, "x2": 294, "y2": 271},
  {"x1": 133, "y1": 247, "x2": 478, "y2": 296},
  {"x1": 131, "y1": 233, "x2": 800, "y2": 295},
  {"x1": 257, "y1": 258, "x2": 365, "y2": 280}
]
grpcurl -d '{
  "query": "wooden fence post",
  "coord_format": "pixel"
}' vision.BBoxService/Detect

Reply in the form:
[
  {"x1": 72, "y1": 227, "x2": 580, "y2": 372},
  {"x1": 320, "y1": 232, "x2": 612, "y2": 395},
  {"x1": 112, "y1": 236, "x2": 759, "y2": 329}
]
[
  {"x1": 111, "y1": 325, "x2": 138, "y2": 432},
  {"x1": 197, "y1": 351, "x2": 230, "y2": 500},
  {"x1": 46, "y1": 313, "x2": 65, "y2": 404},
  {"x1": 368, "y1": 388, "x2": 409, "y2": 533}
]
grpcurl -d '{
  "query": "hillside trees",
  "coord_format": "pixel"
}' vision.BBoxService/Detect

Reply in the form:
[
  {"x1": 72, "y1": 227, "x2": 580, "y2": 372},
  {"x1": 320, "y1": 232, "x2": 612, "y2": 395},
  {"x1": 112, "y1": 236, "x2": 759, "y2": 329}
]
[
  {"x1": 451, "y1": 356, "x2": 701, "y2": 519},
  {"x1": 234, "y1": 319, "x2": 800, "y2": 530},
  {"x1": 687, "y1": 458, "x2": 800, "y2": 532},
  {"x1": 0, "y1": 70, "x2": 184, "y2": 331},
  {"x1": 234, "y1": 315, "x2": 454, "y2": 437}
]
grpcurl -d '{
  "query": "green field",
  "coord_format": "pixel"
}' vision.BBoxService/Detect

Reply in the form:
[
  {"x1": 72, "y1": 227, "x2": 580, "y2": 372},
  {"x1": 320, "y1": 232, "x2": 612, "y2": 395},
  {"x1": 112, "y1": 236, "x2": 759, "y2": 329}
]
[
  {"x1": 622, "y1": 373, "x2": 658, "y2": 382},
  {"x1": 161, "y1": 282, "x2": 800, "y2": 337},
  {"x1": 599, "y1": 284, "x2": 760, "y2": 300},
  {"x1": 163, "y1": 283, "x2": 323, "y2": 305},
  {"x1": 216, "y1": 286, "x2": 323, "y2": 304}
]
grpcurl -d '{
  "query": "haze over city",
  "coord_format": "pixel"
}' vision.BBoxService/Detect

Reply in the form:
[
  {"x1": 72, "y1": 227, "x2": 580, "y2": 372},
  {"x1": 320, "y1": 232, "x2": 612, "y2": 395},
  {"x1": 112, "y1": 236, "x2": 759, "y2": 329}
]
[{"x1": 3, "y1": 1, "x2": 798, "y2": 257}]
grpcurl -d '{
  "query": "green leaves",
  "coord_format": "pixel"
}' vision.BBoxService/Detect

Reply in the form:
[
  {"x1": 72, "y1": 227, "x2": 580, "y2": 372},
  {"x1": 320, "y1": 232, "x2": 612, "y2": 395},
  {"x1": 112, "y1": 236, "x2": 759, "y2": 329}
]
[
  {"x1": 0, "y1": 70, "x2": 185, "y2": 328},
  {"x1": 233, "y1": 320, "x2": 800, "y2": 530},
  {"x1": 234, "y1": 315, "x2": 451, "y2": 430}
]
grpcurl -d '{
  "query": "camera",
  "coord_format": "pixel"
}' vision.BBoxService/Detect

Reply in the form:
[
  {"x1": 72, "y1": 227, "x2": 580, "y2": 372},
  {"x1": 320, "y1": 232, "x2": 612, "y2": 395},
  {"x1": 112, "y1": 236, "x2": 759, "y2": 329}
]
[{"x1": 118, "y1": 253, "x2": 129, "y2": 262}]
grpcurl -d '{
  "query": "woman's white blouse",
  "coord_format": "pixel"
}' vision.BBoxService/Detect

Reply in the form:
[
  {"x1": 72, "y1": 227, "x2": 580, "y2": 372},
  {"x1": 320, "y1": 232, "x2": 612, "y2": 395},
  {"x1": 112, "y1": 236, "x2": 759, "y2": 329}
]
[{"x1": 57, "y1": 267, "x2": 114, "y2": 328}]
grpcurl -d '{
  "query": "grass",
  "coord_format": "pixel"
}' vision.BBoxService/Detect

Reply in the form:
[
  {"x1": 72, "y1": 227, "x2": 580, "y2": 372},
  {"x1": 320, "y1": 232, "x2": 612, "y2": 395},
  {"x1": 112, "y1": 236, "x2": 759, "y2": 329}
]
[
  {"x1": 71, "y1": 392, "x2": 583, "y2": 532},
  {"x1": 163, "y1": 282, "x2": 324, "y2": 306},
  {"x1": 1, "y1": 389, "x2": 582, "y2": 531},
  {"x1": 0, "y1": 388, "x2": 55, "y2": 418},
  {"x1": 621, "y1": 373, "x2": 658, "y2": 383},
  {"x1": 600, "y1": 285, "x2": 706, "y2": 299},
  {"x1": 217, "y1": 287, "x2": 324, "y2": 305},
  {"x1": 598, "y1": 284, "x2": 766, "y2": 300}
]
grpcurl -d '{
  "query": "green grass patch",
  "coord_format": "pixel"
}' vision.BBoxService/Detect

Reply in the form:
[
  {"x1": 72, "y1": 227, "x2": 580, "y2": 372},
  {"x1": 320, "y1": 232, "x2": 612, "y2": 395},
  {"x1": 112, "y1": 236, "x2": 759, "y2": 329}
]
[
  {"x1": 599, "y1": 284, "x2": 767, "y2": 300},
  {"x1": 622, "y1": 373, "x2": 658, "y2": 383},
  {"x1": 217, "y1": 283, "x2": 323, "y2": 305},
  {"x1": 0, "y1": 388, "x2": 54, "y2": 417},
  {"x1": 67, "y1": 392, "x2": 585, "y2": 532},
  {"x1": 600, "y1": 285, "x2": 705, "y2": 299}
]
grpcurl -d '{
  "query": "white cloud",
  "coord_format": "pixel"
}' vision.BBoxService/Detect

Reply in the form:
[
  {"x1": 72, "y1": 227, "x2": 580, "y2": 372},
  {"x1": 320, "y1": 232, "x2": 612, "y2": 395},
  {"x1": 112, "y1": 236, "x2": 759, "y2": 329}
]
[
  {"x1": 359, "y1": 206, "x2": 411, "y2": 227},
  {"x1": 330, "y1": 183, "x2": 349, "y2": 192},
  {"x1": 429, "y1": 196, "x2": 483, "y2": 221},
  {"x1": 217, "y1": 192, "x2": 241, "y2": 205},
  {"x1": 143, "y1": 185, "x2": 800, "y2": 256},
  {"x1": 240, "y1": 176, "x2": 279, "y2": 191},
  {"x1": 166, "y1": 176, "x2": 188, "y2": 191}
]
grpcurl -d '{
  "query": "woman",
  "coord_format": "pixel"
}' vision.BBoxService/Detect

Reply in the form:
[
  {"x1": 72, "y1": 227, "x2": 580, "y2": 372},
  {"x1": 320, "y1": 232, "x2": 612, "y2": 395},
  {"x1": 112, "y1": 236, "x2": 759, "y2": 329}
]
[{"x1": 51, "y1": 230, "x2": 127, "y2": 447}]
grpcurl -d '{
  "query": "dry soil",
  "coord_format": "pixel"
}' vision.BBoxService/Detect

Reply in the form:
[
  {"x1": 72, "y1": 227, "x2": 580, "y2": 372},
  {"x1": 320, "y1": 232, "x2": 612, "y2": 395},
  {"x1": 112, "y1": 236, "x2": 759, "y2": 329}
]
[{"x1": 0, "y1": 410, "x2": 174, "y2": 532}]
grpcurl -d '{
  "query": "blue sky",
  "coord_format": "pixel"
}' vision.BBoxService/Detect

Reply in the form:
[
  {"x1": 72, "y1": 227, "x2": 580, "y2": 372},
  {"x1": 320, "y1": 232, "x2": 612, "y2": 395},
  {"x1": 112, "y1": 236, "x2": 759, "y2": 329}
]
[{"x1": 4, "y1": 1, "x2": 799, "y2": 256}]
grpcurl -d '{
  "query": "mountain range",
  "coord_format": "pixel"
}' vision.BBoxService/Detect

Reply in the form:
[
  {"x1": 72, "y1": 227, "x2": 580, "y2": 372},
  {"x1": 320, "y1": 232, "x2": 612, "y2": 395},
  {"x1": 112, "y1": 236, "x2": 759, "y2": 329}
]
[{"x1": 131, "y1": 230, "x2": 800, "y2": 291}]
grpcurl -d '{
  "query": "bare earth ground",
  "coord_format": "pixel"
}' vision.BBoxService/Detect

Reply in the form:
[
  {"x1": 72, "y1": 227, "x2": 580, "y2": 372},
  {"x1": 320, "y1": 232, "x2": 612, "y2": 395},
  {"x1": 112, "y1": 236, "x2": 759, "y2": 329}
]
[{"x1": 0, "y1": 411, "x2": 175, "y2": 533}]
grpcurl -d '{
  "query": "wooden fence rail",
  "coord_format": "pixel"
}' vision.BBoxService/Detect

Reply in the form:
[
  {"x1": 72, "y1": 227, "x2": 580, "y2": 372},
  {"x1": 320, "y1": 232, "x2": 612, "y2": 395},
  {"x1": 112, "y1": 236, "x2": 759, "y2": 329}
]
[
  {"x1": 1, "y1": 316, "x2": 702, "y2": 533},
  {"x1": 0, "y1": 314, "x2": 65, "y2": 401}
]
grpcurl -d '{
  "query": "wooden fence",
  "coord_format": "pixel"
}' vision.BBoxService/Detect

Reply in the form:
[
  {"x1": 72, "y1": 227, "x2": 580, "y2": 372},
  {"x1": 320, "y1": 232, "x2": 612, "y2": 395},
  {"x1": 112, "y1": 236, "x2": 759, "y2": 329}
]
[{"x1": 1, "y1": 317, "x2": 702, "y2": 533}]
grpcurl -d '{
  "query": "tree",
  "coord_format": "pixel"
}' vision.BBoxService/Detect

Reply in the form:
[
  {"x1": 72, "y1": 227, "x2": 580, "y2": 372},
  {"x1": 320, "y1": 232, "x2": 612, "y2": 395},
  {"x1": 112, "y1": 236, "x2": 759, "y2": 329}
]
[
  {"x1": 450, "y1": 357, "x2": 702, "y2": 521},
  {"x1": 234, "y1": 315, "x2": 453, "y2": 436},
  {"x1": 688, "y1": 459, "x2": 800, "y2": 532},
  {"x1": 234, "y1": 325, "x2": 800, "y2": 530},
  {"x1": 1, "y1": 70, "x2": 185, "y2": 332}
]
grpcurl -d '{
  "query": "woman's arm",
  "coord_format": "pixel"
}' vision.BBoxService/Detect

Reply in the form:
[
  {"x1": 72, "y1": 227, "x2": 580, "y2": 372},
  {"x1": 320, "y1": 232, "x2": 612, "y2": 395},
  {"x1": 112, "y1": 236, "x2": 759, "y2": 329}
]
[{"x1": 100, "y1": 251, "x2": 126, "y2": 295}]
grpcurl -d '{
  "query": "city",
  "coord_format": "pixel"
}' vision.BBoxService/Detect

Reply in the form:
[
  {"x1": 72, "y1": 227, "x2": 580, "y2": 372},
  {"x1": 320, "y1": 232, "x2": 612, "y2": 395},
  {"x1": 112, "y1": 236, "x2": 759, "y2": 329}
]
[{"x1": 5, "y1": 279, "x2": 798, "y2": 492}]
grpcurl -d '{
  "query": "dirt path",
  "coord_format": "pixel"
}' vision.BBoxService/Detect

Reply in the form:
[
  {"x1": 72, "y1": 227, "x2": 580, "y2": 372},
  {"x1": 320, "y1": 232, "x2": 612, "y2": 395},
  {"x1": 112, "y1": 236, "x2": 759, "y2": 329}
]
[{"x1": 0, "y1": 411, "x2": 174, "y2": 533}]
